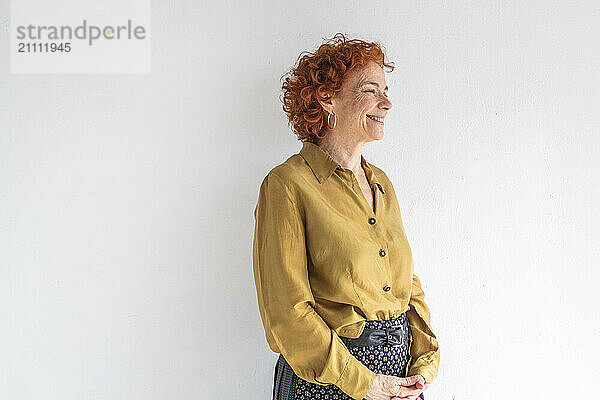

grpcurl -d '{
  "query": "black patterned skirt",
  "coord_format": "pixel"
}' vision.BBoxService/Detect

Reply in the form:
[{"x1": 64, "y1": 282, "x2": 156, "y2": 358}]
[{"x1": 272, "y1": 312, "x2": 425, "y2": 400}]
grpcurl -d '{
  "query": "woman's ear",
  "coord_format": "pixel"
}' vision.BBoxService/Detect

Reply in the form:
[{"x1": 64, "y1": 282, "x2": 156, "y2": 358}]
[
  {"x1": 316, "y1": 87, "x2": 337, "y2": 115},
  {"x1": 317, "y1": 93, "x2": 337, "y2": 118},
  {"x1": 317, "y1": 97, "x2": 334, "y2": 115}
]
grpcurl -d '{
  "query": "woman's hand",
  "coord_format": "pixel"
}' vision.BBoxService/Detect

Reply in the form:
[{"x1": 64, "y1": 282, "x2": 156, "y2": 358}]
[
  {"x1": 391, "y1": 375, "x2": 431, "y2": 400},
  {"x1": 365, "y1": 374, "x2": 427, "y2": 400}
]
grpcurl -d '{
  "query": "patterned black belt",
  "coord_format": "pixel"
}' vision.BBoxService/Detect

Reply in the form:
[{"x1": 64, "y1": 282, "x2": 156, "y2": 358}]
[{"x1": 342, "y1": 325, "x2": 406, "y2": 348}]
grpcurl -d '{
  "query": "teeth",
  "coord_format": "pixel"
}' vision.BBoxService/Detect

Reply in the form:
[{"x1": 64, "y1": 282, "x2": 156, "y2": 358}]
[{"x1": 368, "y1": 115, "x2": 384, "y2": 122}]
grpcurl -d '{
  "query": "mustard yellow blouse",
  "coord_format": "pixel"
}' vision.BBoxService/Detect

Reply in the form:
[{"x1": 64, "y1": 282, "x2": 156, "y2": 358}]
[{"x1": 252, "y1": 141, "x2": 440, "y2": 400}]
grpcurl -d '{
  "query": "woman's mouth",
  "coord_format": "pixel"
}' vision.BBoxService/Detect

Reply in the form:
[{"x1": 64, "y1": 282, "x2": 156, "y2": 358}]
[{"x1": 367, "y1": 115, "x2": 384, "y2": 124}]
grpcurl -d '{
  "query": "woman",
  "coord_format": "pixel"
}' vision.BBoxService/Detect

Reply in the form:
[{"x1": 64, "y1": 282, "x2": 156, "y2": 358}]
[{"x1": 252, "y1": 33, "x2": 440, "y2": 400}]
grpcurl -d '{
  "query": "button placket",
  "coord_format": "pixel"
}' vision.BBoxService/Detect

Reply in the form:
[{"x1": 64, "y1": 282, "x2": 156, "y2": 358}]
[
  {"x1": 366, "y1": 183, "x2": 392, "y2": 296},
  {"x1": 378, "y1": 243, "x2": 391, "y2": 293}
]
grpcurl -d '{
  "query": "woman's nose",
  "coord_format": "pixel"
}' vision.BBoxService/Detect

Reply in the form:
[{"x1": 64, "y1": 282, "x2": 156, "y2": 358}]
[{"x1": 380, "y1": 96, "x2": 392, "y2": 110}]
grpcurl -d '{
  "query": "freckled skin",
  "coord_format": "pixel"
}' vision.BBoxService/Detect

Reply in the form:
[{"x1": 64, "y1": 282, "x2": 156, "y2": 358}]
[{"x1": 327, "y1": 61, "x2": 392, "y2": 143}]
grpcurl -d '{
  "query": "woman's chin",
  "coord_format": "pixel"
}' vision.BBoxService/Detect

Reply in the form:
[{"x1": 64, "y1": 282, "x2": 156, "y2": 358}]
[{"x1": 367, "y1": 129, "x2": 385, "y2": 141}]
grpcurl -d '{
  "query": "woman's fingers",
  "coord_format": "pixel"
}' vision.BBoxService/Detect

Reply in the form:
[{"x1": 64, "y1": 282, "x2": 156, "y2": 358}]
[
  {"x1": 414, "y1": 375, "x2": 425, "y2": 390},
  {"x1": 393, "y1": 374, "x2": 421, "y2": 387},
  {"x1": 393, "y1": 384, "x2": 423, "y2": 398},
  {"x1": 367, "y1": 374, "x2": 406, "y2": 400},
  {"x1": 388, "y1": 375, "x2": 427, "y2": 399},
  {"x1": 391, "y1": 396, "x2": 414, "y2": 400},
  {"x1": 391, "y1": 392, "x2": 422, "y2": 400},
  {"x1": 370, "y1": 373, "x2": 430, "y2": 400}
]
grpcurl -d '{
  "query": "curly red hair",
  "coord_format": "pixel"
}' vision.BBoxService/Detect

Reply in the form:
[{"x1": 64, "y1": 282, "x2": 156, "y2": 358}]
[{"x1": 280, "y1": 33, "x2": 395, "y2": 144}]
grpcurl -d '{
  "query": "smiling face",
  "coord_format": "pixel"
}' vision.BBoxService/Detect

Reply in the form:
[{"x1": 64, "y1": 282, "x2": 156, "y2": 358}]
[{"x1": 325, "y1": 61, "x2": 392, "y2": 142}]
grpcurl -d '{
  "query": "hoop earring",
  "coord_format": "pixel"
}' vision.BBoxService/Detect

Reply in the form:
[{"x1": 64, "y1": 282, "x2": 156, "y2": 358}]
[{"x1": 327, "y1": 112, "x2": 337, "y2": 129}]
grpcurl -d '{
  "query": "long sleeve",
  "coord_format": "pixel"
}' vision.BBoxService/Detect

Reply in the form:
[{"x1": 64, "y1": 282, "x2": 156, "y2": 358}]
[
  {"x1": 406, "y1": 273, "x2": 440, "y2": 383},
  {"x1": 252, "y1": 172, "x2": 376, "y2": 400}
]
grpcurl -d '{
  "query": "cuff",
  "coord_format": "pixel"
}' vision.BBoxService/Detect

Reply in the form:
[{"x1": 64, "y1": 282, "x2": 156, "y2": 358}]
[{"x1": 335, "y1": 354, "x2": 376, "y2": 400}]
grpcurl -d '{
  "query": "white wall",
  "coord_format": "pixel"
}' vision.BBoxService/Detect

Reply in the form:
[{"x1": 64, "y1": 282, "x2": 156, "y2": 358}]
[{"x1": 1, "y1": 1, "x2": 599, "y2": 399}]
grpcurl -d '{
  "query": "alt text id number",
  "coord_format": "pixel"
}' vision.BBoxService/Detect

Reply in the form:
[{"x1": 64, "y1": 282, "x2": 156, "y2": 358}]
[{"x1": 18, "y1": 42, "x2": 71, "y2": 52}]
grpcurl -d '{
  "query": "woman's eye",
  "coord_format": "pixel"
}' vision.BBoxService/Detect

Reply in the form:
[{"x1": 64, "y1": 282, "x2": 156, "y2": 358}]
[{"x1": 363, "y1": 89, "x2": 388, "y2": 98}]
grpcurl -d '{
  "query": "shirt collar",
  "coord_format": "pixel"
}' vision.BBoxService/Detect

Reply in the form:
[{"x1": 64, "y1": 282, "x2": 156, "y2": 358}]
[{"x1": 298, "y1": 141, "x2": 385, "y2": 193}]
